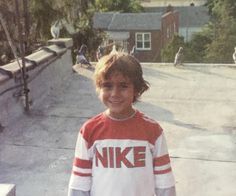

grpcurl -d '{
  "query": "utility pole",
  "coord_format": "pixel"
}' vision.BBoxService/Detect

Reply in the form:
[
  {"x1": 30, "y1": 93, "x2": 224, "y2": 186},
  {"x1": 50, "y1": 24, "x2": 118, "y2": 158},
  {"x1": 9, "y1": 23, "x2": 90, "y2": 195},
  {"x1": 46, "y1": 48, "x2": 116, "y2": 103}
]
[
  {"x1": 15, "y1": 0, "x2": 30, "y2": 112},
  {"x1": 23, "y1": 0, "x2": 29, "y2": 54}
]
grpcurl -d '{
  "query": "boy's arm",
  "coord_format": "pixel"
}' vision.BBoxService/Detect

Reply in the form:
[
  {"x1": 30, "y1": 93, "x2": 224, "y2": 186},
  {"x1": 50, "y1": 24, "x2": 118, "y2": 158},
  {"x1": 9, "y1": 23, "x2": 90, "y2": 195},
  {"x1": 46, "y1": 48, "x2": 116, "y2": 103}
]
[
  {"x1": 68, "y1": 129, "x2": 92, "y2": 193},
  {"x1": 153, "y1": 131, "x2": 176, "y2": 193},
  {"x1": 155, "y1": 186, "x2": 176, "y2": 196},
  {"x1": 68, "y1": 188, "x2": 90, "y2": 196}
]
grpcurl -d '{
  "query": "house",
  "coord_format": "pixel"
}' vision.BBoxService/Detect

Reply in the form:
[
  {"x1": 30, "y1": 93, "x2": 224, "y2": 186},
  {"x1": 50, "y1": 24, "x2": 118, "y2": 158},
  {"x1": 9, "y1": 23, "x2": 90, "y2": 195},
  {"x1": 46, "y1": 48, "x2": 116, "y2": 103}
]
[
  {"x1": 93, "y1": 11, "x2": 179, "y2": 62},
  {"x1": 144, "y1": 4, "x2": 210, "y2": 42},
  {"x1": 140, "y1": 0, "x2": 207, "y2": 7},
  {"x1": 176, "y1": 5, "x2": 209, "y2": 41}
]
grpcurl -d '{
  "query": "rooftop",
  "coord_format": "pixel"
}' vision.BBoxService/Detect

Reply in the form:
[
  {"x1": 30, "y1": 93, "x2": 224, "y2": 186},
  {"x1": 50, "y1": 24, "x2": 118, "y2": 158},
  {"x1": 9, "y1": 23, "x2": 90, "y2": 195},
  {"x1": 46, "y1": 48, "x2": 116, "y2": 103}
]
[
  {"x1": 141, "y1": 0, "x2": 207, "y2": 7},
  {"x1": 145, "y1": 5, "x2": 210, "y2": 27},
  {"x1": 0, "y1": 61, "x2": 236, "y2": 196},
  {"x1": 93, "y1": 12, "x2": 163, "y2": 30}
]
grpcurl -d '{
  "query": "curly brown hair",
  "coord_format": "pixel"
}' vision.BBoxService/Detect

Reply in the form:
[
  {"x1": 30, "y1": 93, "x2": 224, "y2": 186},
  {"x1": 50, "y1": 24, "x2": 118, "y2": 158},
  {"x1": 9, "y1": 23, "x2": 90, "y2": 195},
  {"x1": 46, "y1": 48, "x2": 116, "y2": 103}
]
[{"x1": 94, "y1": 52, "x2": 149, "y2": 102}]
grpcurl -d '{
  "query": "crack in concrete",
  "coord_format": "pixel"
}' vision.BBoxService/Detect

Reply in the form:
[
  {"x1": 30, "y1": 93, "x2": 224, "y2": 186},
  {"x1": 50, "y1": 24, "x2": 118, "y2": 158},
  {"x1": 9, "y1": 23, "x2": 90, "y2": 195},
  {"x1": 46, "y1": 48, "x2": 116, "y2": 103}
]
[{"x1": 171, "y1": 156, "x2": 236, "y2": 163}]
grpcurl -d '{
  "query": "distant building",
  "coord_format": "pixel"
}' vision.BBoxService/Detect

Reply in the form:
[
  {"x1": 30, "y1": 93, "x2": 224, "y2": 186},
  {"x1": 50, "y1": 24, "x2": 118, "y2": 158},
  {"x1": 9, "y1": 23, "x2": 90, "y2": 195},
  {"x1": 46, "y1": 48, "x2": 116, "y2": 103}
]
[
  {"x1": 93, "y1": 11, "x2": 179, "y2": 62},
  {"x1": 140, "y1": 0, "x2": 207, "y2": 7},
  {"x1": 144, "y1": 3, "x2": 210, "y2": 42},
  {"x1": 175, "y1": 5, "x2": 209, "y2": 41}
]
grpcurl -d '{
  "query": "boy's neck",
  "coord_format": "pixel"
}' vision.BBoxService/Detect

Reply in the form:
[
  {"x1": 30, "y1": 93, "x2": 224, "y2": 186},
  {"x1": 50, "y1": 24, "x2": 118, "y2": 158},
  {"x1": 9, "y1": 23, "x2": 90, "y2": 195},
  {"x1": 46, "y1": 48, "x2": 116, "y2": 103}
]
[{"x1": 105, "y1": 109, "x2": 137, "y2": 121}]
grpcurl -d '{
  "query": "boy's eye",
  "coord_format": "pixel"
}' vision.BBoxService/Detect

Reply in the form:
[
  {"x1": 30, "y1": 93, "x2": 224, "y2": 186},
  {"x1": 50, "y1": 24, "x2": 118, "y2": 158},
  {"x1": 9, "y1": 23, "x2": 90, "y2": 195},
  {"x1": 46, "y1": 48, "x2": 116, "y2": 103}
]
[
  {"x1": 101, "y1": 82, "x2": 112, "y2": 89},
  {"x1": 100, "y1": 82, "x2": 131, "y2": 90},
  {"x1": 120, "y1": 83, "x2": 129, "y2": 88}
]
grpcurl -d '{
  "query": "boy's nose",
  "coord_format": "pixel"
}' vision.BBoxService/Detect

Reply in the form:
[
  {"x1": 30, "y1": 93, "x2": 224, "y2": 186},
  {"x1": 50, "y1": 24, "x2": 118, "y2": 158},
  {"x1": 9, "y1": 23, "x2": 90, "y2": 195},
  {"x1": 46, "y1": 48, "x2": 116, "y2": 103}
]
[{"x1": 111, "y1": 86, "x2": 120, "y2": 96}]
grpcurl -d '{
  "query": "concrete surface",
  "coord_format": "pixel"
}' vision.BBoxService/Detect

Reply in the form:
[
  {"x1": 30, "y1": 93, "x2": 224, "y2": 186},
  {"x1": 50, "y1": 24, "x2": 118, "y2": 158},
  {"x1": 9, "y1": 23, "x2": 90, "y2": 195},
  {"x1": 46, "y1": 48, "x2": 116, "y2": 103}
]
[{"x1": 0, "y1": 64, "x2": 236, "y2": 196}]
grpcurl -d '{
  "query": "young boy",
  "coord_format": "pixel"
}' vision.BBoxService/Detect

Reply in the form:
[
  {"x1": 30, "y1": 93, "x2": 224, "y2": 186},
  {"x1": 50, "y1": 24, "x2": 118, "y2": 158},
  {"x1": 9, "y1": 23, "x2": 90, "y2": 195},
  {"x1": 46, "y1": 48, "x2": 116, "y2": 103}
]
[{"x1": 68, "y1": 53, "x2": 176, "y2": 196}]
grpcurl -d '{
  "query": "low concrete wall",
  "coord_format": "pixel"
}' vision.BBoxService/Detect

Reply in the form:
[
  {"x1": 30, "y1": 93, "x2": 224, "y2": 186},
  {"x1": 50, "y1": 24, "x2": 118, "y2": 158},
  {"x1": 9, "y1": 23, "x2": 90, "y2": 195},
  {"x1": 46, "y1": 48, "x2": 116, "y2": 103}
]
[{"x1": 0, "y1": 38, "x2": 73, "y2": 128}]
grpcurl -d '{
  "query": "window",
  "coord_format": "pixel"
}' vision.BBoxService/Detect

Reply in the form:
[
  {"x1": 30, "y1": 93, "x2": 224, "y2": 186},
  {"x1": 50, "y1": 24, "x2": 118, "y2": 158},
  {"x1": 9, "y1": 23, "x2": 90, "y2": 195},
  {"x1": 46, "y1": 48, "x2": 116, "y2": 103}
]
[{"x1": 135, "y1": 33, "x2": 151, "y2": 50}]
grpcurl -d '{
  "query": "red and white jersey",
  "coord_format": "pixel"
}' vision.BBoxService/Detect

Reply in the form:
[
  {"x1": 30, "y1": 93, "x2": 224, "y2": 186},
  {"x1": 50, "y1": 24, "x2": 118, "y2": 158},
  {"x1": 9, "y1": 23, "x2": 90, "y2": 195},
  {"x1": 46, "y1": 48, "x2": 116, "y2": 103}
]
[{"x1": 69, "y1": 110, "x2": 175, "y2": 196}]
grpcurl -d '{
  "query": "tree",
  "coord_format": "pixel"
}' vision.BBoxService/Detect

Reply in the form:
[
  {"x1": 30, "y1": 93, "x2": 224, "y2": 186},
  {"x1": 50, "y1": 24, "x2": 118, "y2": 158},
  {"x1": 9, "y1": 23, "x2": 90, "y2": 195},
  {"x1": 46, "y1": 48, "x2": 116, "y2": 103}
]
[
  {"x1": 95, "y1": 0, "x2": 143, "y2": 13},
  {"x1": 28, "y1": 0, "x2": 143, "y2": 60},
  {"x1": 177, "y1": 0, "x2": 236, "y2": 63},
  {"x1": 205, "y1": 21, "x2": 236, "y2": 63},
  {"x1": 29, "y1": 0, "x2": 61, "y2": 41},
  {"x1": 187, "y1": 29, "x2": 212, "y2": 63},
  {"x1": 203, "y1": 0, "x2": 236, "y2": 63},
  {"x1": 28, "y1": 0, "x2": 99, "y2": 59}
]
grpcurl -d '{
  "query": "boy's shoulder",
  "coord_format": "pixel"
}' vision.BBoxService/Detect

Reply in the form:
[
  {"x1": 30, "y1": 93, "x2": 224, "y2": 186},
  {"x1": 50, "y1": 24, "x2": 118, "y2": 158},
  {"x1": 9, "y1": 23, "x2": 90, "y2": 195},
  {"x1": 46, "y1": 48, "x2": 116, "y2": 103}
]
[
  {"x1": 136, "y1": 111, "x2": 163, "y2": 131},
  {"x1": 79, "y1": 113, "x2": 106, "y2": 137},
  {"x1": 137, "y1": 110, "x2": 160, "y2": 124},
  {"x1": 82, "y1": 112, "x2": 106, "y2": 128},
  {"x1": 81, "y1": 110, "x2": 163, "y2": 133}
]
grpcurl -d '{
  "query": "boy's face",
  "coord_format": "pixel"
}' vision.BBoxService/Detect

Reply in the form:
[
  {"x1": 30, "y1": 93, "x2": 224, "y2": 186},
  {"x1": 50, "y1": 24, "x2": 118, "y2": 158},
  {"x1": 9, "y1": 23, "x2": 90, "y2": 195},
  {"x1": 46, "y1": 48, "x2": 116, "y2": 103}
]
[{"x1": 99, "y1": 71, "x2": 137, "y2": 119}]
